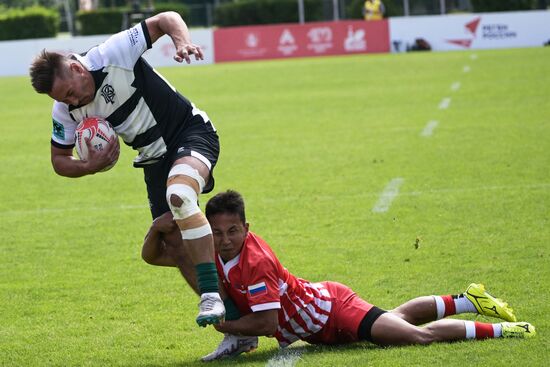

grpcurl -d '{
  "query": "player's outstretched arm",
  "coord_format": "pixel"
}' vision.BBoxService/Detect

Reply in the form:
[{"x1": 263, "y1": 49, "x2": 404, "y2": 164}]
[
  {"x1": 142, "y1": 212, "x2": 178, "y2": 267},
  {"x1": 144, "y1": 11, "x2": 204, "y2": 64},
  {"x1": 214, "y1": 309, "x2": 279, "y2": 337},
  {"x1": 50, "y1": 137, "x2": 119, "y2": 177}
]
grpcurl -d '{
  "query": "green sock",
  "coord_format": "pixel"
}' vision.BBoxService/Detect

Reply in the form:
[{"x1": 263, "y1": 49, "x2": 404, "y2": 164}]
[
  {"x1": 195, "y1": 262, "x2": 219, "y2": 294},
  {"x1": 224, "y1": 298, "x2": 241, "y2": 321}
]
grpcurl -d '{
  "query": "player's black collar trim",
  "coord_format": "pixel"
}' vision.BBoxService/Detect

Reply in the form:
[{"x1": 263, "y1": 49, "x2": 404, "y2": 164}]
[{"x1": 67, "y1": 68, "x2": 107, "y2": 111}]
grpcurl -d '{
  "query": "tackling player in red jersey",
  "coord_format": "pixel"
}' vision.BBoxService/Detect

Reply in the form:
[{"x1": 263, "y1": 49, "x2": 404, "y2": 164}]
[{"x1": 143, "y1": 190, "x2": 535, "y2": 361}]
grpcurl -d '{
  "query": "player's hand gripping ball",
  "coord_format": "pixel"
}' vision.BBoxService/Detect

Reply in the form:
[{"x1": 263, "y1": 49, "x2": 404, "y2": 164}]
[{"x1": 75, "y1": 117, "x2": 118, "y2": 172}]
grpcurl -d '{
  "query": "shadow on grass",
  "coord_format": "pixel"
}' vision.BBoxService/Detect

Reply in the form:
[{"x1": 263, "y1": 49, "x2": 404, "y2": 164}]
[{"x1": 137, "y1": 342, "x2": 380, "y2": 367}]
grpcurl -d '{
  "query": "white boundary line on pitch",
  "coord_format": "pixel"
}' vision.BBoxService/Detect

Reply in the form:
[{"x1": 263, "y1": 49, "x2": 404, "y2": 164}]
[
  {"x1": 438, "y1": 97, "x2": 451, "y2": 109},
  {"x1": 420, "y1": 120, "x2": 439, "y2": 137},
  {"x1": 463, "y1": 65, "x2": 471, "y2": 73},
  {"x1": 2, "y1": 183, "x2": 549, "y2": 217},
  {"x1": 0, "y1": 204, "x2": 147, "y2": 217},
  {"x1": 265, "y1": 348, "x2": 303, "y2": 367},
  {"x1": 372, "y1": 178, "x2": 405, "y2": 213},
  {"x1": 451, "y1": 82, "x2": 461, "y2": 91},
  {"x1": 470, "y1": 54, "x2": 478, "y2": 60}
]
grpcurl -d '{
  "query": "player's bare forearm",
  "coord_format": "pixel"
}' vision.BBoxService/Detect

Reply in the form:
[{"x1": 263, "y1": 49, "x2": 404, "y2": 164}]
[
  {"x1": 214, "y1": 310, "x2": 278, "y2": 336},
  {"x1": 145, "y1": 11, "x2": 204, "y2": 63},
  {"x1": 51, "y1": 146, "x2": 95, "y2": 177},
  {"x1": 51, "y1": 137, "x2": 119, "y2": 177}
]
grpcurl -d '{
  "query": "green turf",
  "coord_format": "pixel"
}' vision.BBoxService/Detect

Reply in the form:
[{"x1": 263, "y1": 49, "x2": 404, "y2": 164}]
[{"x1": 1, "y1": 47, "x2": 549, "y2": 366}]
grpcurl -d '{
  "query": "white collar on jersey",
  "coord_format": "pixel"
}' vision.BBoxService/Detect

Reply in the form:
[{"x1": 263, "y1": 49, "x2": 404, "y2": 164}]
[{"x1": 219, "y1": 253, "x2": 241, "y2": 280}]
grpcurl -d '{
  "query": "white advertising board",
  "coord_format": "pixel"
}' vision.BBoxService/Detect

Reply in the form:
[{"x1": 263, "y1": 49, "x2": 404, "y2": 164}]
[
  {"x1": 0, "y1": 29, "x2": 214, "y2": 77},
  {"x1": 389, "y1": 10, "x2": 550, "y2": 52}
]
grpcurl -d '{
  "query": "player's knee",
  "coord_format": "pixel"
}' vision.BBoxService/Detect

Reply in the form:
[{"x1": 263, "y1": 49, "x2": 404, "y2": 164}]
[
  {"x1": 413, "y1": 327, "x2": 435, "y2": 345},
  {"x1": 169, "y1": 193, "x2": 184, "y2": 208},
  {"x1": 166, "y1": 164, "x2": 211, "y2": 240}
]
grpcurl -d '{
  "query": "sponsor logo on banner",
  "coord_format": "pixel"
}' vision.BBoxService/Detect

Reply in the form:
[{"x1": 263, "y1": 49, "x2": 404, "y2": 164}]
[
  {"x1": 344, "y1": 26, "x2": 367, "y2": 52},
  {"x1": 278, "y1": 29, "x2": 298, "y2": 56},
  {"x1": 446, "y1": 17, "x2": 518, "y2": 48},
  {"x1": 237, "y1": 32, "x2": 267, "y2": 57},
  {"x1": 307, "y1": 27, "x2": 333, "y2": 53},
  {"x1": 481, "y1": 23, "x2": 517, "y2": 39}
]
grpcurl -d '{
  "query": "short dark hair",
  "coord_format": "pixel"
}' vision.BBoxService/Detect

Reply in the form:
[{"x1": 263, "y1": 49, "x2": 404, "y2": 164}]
[
  {"x1": 29, "y1": 49, "x2": 67, "y2": 94},
  {"x1": 205, "y1": 190, "x2": 246, "y2": 224}
]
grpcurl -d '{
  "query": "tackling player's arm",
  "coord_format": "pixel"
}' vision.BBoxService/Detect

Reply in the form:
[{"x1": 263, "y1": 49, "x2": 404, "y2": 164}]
[
  {"x1": 144, "y1": 11, "x2": 204, "y2": 64},
  {"x1": 51, "y1": 137, "x2": 119, "y2": 177},
  {"x1": 214, "y1": 309, "x2": 279, "y2": 337},
  {"x1": 142, "y1": 212, "x2": 178, "y2": 267}
]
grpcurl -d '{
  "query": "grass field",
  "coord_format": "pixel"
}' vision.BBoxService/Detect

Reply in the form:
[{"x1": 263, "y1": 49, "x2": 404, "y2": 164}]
[{"x1": 1, "y1": 46, "x2": 549, "y2": 366}]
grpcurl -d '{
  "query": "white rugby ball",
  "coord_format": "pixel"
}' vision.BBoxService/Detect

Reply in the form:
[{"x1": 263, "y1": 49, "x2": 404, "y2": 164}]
[{"x1": 75, "y1": 117, "x2": 118, "y2": 171}]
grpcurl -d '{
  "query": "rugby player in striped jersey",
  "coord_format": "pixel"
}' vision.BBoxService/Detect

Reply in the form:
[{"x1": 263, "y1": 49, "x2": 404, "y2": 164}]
[{"x1": 29, "y1": 12, "x2": 226, "y2": 327}]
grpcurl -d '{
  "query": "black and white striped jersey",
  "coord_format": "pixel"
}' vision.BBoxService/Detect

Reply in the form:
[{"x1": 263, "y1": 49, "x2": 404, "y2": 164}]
[{"x1": 50, "y1": 21, "x2": 213, "y2": 167}]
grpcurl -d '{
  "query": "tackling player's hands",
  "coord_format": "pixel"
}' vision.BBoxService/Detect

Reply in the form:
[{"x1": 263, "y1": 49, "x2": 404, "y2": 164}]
[
  {"x1": 152, "y1": 212, "x2": 178, "y2": 234},
  {"x1": 83, "y1": 135, "x2": 119, "y2": 173},
  {"x1": 174, "y1": 43, "x2": 204, "y2": 64}
]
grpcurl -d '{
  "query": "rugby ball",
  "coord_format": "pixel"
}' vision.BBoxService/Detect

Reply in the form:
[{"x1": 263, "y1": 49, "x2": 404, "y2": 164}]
[{"x1": 75, "y1": 117, "x2": 118, "y2": 171}]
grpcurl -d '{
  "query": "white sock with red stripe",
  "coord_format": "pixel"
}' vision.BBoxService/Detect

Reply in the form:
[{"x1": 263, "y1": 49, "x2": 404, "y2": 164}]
[
  {"x1": 433, "y1": 294, "x2": 477, "y2": 319},
  {"x1": 464, "y1": 321, "x2": 503, "y2": 339}
]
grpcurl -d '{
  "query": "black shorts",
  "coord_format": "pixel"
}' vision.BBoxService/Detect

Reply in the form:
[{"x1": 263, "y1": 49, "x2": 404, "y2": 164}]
[{"x1": 143, "y1": 117, "x2": 220, "y2": 219}]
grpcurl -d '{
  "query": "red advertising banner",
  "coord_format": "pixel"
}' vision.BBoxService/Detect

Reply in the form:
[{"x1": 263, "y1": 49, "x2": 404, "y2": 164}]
[{"x1": 214, "y1": 20, "x2": 390, "y2": 62}]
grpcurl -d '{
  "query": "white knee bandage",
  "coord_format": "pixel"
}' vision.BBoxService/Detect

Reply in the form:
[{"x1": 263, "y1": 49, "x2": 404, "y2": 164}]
[{"x1": 166, "y1": 164, "x2": 211, "y2": 240}]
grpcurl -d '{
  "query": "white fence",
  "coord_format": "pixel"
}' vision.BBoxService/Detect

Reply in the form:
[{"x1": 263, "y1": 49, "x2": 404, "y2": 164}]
[{"x1": 0, "y1": 29, "x2": 214, "y2": 77}]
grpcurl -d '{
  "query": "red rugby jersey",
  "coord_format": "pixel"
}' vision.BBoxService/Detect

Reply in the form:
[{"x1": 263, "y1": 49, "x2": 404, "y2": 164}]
[{"x1": 216, "y1": 232, "x2": 332, "y2": 347}]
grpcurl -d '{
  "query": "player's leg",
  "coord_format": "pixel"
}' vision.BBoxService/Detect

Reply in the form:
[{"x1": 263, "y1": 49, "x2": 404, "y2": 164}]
[
  {"x1": 391, "y1": 284, "x2": 516, "y2": 325},
  {"x1": 166, "y1": 155, "x2": 224, "y2": 326},
  {"x1": 143, "y1": 162, "x2": 199, "y2": 294},
  {"x1": 370, "y1": 313, "x2": 535, "y2": 346},
  {"x1": 161, "y1": 222, "x2": 199, "y2": 294}
]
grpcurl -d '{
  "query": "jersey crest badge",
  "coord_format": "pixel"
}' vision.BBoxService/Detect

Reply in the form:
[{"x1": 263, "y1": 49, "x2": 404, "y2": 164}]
[
  {"x1": 248, "y1": 282, "x2": 267, "y2": 297},
  {"x1": 101, "y1": 84, "x2": 116, "y2": 104}
]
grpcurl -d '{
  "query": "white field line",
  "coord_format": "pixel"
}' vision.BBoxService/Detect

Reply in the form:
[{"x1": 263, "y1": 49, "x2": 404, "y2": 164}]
[
  {"x1": 266, "y1": 348, "x2": 303, "y2": 367},
  {"x1": 372, "y1": 178, "x2": 405, "y2": 213},
  {"x1": 0, "y1": 204, "x2": 147, "y2": 217},
  {"x1": 451, "y1": 82, "x2": 461, "y2": 91},
  {"x1": 420, "y1": 120, "x2": 439, "y2": 137},
  {"x1": 2, "y1": 183, "x2": 549, "y2": 217},
  {"x1": 438, "y1": 97, "x2": 451, "y2": 109},
  {"x1": 470, "y1": 54, "x2": 478, "y2": 60},
  {"x1": 463, "y1": 65, "x2": 471, "y2": 73}
]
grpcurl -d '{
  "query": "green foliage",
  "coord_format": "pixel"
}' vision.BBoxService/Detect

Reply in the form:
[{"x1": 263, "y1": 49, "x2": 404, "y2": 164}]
[
  {"x1": 76, "y1": 5, "x2": 191, "y2": 36},
  {"x1": 0, "y1": 0, "x2": 58, "y2": 8},
  {"x1": 152, "y1": 3, "x2": 190, "y2": 23},
  {"x1": 0, "y1": 6, "x2": 59, "y2": 40},
  {"x1": 471, "y1": 0, "x2": 537, "y2": 12},
  {"x1": 1, "y1": 47, "x2": 549, "y2": 365},
  {"x1": 76, "y1": 8, "x2": 125, "y2": 36},
  {"x1": 214, "y1": 0, "x2": 324, "y2": 27}
]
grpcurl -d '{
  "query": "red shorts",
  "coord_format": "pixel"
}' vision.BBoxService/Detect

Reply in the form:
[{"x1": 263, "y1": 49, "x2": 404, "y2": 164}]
[{"x1": 304, "y1": 281, "x2": 374, "y2": 345}]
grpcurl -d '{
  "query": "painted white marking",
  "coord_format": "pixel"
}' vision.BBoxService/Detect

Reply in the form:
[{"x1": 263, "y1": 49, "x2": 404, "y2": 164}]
[
  {"x1": 0, "y1": 204, "x2": 147, "y2": 217},
  {"x1": 266, "y1": 348, "x2": 303, "y2": 367},
  {"x1": 372, "y1": 178, "x2": 405, "y2": 213},
  {"x1": 451, "y1": 82, "x2": 461, "y2": 91},
  {"x1": 438, "y1": 97, "x2": 451, "y2": 110},
  {"x1": 421, "y1": 120, "x2": 439, "y2": 137},
  {"x1": 463, "y1": 65, "x2": 471, "y2": 73},
  {"x1": 470, "y1": 54, "x2": 478, "y2": 60},
  {"x1": 3, "y1": 183, "x2": 549, "y2": 217}
]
